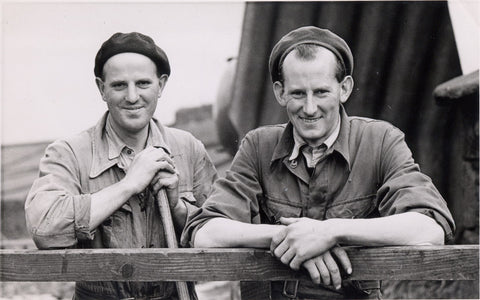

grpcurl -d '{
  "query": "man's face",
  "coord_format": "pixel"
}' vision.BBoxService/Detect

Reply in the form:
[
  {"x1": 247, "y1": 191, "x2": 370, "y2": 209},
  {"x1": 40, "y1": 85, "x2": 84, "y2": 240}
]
[
  {"x1": 97, "y1": 53, "x2": 167, "y2": 137},
  {"x1": 274, "y1": 47, "x2": 352, "y2": 147}
]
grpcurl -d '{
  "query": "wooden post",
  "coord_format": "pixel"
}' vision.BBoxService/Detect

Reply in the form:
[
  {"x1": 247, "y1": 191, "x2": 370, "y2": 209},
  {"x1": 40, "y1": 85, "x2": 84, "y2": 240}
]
[{"x1": 156, "y1": 189, "x2": 190, "y2": 300}]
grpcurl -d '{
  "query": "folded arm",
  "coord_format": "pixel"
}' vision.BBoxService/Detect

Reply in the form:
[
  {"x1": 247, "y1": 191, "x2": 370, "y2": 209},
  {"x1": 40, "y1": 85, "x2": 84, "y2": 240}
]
[{"x1": 271, "y1": 211, "x2": 444, "y2": 271}]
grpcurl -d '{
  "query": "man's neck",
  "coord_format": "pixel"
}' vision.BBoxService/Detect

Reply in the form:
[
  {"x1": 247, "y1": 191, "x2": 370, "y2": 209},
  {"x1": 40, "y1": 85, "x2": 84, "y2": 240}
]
[
  {"x1": 121, "y1": 128, "x2": 149, "y2": 153},
  {"x1": 107, "y1": 117, "x2": 150, "y2": 153}
]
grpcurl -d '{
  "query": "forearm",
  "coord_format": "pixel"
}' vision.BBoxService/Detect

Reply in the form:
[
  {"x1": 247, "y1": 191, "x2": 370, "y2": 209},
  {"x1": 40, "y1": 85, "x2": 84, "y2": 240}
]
[
  {"x1": 195, "y1": 217, "x2": 284, "y2": 248},
  {"x1": 90, "y1": 179, "x2": 136, "y2": 229},
  {"x1": 332, "y1": 212, "x2": 445, "y2": 246}
]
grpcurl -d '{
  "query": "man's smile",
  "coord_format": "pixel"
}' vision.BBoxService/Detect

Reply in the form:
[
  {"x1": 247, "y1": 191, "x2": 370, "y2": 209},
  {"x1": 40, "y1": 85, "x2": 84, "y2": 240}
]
[
  {"x1": 123, "y1": 106, "x2": 144, "y2": 111},
  {"x1": 299, "y1": 116, "x2": 322, "y2": 123}
]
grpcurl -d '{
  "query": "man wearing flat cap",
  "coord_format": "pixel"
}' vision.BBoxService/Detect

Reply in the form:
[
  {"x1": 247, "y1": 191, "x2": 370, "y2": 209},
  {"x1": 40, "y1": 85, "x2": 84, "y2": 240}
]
[
  {"x1": 185, "y1": 26, "x2": 454, "y2": 299},
  {"x1": 25, "y1": 32, "x2": 217, "y2": 299}
]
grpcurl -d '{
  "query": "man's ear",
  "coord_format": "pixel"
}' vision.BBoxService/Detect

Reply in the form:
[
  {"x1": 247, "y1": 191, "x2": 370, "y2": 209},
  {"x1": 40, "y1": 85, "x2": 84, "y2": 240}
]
[
  {"x1": 95, "y1": 77, "x2": 106, "y2": 102},
  {"x1": 273, "y1": 81, "x2": 288, "y2": 107},
  {"x1": 157, "y1": 74, "x2": 169, "y2": 98},
  {"x1": 340, "y1": 75, "x2": 354, "y2": 104}
]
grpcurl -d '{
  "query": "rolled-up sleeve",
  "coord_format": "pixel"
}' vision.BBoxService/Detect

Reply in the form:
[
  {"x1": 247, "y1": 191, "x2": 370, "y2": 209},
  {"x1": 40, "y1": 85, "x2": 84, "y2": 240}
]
[
  {"x1": 181, "y1": 131, "x2": 264, "y2": 247},
  {"x1": 25, "y1": 141, "x2": 94, "y2": 249},
  {"x1": 377, "y1": 127, "x2": 455, "y2": 243},
  {"x1": 191, "y1": 138, "x2": 218, "y2": 207}
]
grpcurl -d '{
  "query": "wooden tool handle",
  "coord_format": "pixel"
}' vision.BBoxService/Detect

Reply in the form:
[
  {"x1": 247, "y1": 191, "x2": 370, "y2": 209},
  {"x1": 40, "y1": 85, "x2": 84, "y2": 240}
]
[{"x1": 156, "y1": 189, "x2": 191, "y2": 300}]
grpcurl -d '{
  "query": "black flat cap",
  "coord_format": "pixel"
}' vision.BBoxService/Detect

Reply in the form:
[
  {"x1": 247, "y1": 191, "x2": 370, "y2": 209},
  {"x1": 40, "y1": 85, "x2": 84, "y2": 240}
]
[
  {"x1": 269, "y1": 26, "x2": 353, "y2": 82},
  {"x1": 94, "y1": 32, "x2": 170, "y2": 78}
]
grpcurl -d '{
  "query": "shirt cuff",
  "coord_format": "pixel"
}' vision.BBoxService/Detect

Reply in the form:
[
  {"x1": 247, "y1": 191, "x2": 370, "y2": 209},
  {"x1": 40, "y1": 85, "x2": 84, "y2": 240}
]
[{"x1": 73, "y1": 194, "x2": 95, "y2": 240}]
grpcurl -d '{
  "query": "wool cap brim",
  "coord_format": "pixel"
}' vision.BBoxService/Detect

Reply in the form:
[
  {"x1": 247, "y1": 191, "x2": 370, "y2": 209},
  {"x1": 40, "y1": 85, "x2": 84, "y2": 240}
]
[
  {"x1": 94, "y1": 32, "x2": 170, "y2": 78},
  {"x1": 269, "y1": 26, "x2": 353, "y2": 82}
]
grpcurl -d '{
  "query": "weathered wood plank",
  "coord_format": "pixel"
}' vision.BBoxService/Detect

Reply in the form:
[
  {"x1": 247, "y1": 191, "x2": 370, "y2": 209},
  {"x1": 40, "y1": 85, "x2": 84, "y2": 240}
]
[
  {"x1": 0, "y1": 246, "x2": 477, "y2": 282},
  {"x1": 434, "y1": 70, "x2": 479, "y2": 104}
]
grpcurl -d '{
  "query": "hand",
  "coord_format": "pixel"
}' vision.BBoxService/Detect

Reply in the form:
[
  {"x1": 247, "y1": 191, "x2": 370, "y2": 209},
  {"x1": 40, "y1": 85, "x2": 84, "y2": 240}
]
[
  {"x1": 122, "y1": 146, "x2": 176, "y2": 195},
  {"x1": 270, "y1": 217, "x2": 337, "y2": 270},
  {"x1": 302, "y1": 246, "x2": 352, "y2": 290},
  {"x1": 151, "y1": 168, "x2": 179, "y2": 209}
]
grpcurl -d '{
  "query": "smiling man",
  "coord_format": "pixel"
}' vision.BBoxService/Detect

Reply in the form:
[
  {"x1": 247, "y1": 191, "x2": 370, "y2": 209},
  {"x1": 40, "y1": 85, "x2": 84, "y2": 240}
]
[
  {"x1": 25, "y1": 32, "x2": 217, "y2": 299},
  {"x1": 184, "y1": 26, "x2": 455, "y2": 299}
]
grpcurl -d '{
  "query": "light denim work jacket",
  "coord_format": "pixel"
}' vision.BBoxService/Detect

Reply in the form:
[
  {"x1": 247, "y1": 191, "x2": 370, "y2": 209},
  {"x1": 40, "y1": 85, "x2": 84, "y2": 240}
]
[{"x1": 26, "y1": 112, "x2": 217, "y2": 299}]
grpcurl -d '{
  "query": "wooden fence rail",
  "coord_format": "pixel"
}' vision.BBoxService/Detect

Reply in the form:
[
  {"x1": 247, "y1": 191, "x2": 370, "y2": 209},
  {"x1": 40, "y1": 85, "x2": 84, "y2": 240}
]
[{"x1": 0, "y1": 245, "x2": 478, "y2": 282}]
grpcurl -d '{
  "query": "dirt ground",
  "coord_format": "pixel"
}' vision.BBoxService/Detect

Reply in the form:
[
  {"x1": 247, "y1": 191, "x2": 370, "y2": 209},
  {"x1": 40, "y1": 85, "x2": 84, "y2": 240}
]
[
  {"x1": 0, "y1": 281, "x2": 241, "y2": 300},
  {"x1": 1, "y1": 280, "x2": 478, "y2": 299}
]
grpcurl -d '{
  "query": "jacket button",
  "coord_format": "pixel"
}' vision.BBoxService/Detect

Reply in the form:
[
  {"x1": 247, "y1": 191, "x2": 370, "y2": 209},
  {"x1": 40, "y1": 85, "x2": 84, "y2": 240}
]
[{"x1": 290, "y1": 159, "x2": 298, "y2": 168}]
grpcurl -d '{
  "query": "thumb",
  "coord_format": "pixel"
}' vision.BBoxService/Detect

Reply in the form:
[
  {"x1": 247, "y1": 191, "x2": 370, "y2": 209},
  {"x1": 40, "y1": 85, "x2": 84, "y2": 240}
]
[{"x1": 279, "y1": 217, "x2": 300, "y2": 225}]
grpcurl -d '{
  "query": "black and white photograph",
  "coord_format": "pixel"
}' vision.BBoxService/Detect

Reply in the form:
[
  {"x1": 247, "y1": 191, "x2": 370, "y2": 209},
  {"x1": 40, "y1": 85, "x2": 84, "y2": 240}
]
[{"x1": 0, "y1": 1, "x2": 478, "y2": 299}]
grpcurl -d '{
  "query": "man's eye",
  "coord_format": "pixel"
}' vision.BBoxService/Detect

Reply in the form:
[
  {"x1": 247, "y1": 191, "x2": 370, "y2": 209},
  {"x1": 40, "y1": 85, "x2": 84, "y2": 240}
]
[
  {"x1": 111, "y1": 82, "x2": 126, "y2": 89},
  {"x1": 137, "y1": 81, "x2": 151, "y2": 88},
  {"x1": 314, "y1": 90, "x2": 329, "y2": 96},
  {"x1": 290, "y1": 91, "x2": 305, "y2": 99}
]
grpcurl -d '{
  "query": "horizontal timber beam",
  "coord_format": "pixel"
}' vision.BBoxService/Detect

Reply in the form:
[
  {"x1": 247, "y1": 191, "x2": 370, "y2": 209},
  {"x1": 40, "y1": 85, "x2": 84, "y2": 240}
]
[{"x1": 0, "y1": 245, "x2": 478, "y2": 282}]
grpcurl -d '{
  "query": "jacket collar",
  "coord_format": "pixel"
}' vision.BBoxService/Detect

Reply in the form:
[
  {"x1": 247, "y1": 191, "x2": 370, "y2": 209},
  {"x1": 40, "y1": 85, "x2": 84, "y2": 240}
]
[
  {"x1": 89, "y1": 112, "x2": 171, "y2": 178},
  {"x1": 270, "y1": 104, "x2": 351, "y2": 169},
  {"x1": 330, "y1": 105, "x2": 351, "y2": 169}
]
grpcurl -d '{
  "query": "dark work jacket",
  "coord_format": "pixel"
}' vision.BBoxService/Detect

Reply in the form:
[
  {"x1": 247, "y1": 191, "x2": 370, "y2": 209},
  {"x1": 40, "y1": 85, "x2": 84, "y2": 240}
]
[{"x1": 185, "y1": 106, "x2": 454, "y2": 299}]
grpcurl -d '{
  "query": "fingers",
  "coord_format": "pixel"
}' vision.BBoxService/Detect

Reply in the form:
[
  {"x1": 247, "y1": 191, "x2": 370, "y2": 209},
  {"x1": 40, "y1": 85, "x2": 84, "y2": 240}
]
[
  {"x1": 270, "y1": 228, "x2": 286, "y2": 252},
  {"x1": 151, "y1": 173, "x2": 179, "y2": 194},
  {"x1": 303, "y1": 256, "x2": 330, "y2": 286},
  {"x1": 323, "y1": 251, "x2": 342, "y2": 290},
  {"x1": 303, "y1": 259, "x2": 321, "y2": 285},
  {"x1": 151, "y1": 169, "x2": 179, "y2": 185},
  {"x1": 314, "y1": 257, "x2": 331, "y2": 286},
  {"x1": 331, "y1": 246, "x2": 352, "y2": 275},
  {"x1": 155, "y1": 159, "x2": 176, "y2": 174},
  {"x1": 142, "y1": 146, "x2": 176, "y2": 171},
  {"x1": 303, "y1": 252, "x2": 343, "y2": 289},
  {"x1": 279, "y1": 248, "x2": 296, "y2": 266},
  {"x1": 289, "y1": 252, "x2": 307, "y2": 271}
]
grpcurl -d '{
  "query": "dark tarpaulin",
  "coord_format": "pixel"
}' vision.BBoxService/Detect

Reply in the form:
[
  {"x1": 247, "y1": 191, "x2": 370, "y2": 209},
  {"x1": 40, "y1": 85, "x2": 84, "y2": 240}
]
[{"x1": 220, "y1": 1, "x2": 480, "y2": 243}]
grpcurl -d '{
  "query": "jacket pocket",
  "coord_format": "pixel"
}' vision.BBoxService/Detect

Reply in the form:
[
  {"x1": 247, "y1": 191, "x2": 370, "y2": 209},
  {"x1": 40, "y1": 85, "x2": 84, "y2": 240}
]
[
  {"x1": 325, "y1": 194, "x2": 376, "y2": 219},
  {"x1": 100, "y1": 202, "x2": 133, "y2": 248},
  {"x1": 262, "y1": 195, "x2": 302, "y2": 224}
]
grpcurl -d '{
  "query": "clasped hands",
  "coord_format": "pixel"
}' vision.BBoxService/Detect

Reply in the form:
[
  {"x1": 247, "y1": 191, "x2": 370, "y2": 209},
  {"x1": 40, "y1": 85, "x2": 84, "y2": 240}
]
[
  {"x1": 123, "y1": 146, "x2": 180, "y2": 209},
  {"x1": 270, "y1": 217, "x2": 351, "y2": 290}
]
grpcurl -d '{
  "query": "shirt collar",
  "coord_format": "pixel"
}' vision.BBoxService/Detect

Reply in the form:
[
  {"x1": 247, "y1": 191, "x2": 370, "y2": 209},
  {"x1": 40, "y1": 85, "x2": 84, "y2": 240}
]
[
  {"x1": 288, "y1": 115, "x2": 341, "y2": 161},
  {"x1": 105, "y1": 115, "x2": 129, "y2": 160},
  {"x1": 89, "y1": 112, "x2": 171, "y2": 178},
  {"x1": 270, "y1": 104, "x2": 351, "y2": 169},
  {"x1": 331, "y1": 105, "x2": 351, "y2": 169}
]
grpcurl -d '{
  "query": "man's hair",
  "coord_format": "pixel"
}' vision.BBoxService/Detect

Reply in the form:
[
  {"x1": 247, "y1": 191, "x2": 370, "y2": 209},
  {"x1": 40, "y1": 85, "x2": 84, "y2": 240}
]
[{"x1": 278, "y1": 44, "x2": 346, "y2": 83}]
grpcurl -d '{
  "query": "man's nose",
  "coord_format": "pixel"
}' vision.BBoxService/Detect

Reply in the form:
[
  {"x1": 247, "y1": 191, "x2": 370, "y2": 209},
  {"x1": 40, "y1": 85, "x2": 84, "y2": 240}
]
[
  {"x1": 303, "y1": 94, "x2": 317, "y2": 115},
  {"x1": 125, "y1": 85, "x2": 140, "y2": 103}
]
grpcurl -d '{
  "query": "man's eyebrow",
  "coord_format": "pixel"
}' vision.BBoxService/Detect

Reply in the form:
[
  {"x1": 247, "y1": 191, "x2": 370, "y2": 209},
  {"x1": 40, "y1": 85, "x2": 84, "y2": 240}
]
[
  {"x1": 109, "y1": 80, "x2": 125, "y2": 85},
  {"x1": 136, "y1": 78, "x2": 153, "y2": 82}
]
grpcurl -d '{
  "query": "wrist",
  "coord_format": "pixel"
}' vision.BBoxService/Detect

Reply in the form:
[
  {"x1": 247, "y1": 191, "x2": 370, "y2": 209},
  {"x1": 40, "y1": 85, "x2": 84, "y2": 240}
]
[
  {"x1": 119, "y1": 178, "x2": 141, "y2": 197},
  {"x1": 325, "y1": 218, "x2": 343, "y2": 245}
]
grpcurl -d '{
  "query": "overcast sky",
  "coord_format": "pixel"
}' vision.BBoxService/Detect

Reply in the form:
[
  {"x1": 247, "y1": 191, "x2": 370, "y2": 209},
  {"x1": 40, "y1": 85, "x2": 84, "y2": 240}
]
[
  {"x1": 1, "y1": 2, "x2": 245, "y2": 145},
  {"x1": 1, "y1": 1, "x2": 478, "y2": 145}
]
